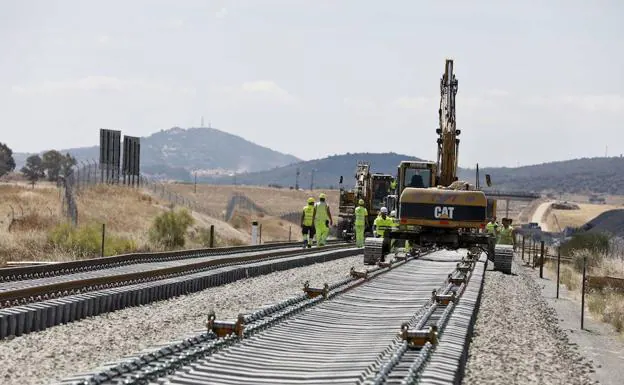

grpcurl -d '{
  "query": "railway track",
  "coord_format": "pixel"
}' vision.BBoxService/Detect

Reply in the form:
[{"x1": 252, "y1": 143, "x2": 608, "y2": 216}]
[
  {"x1": 0, "y1": 243, "x2": 358, "y2": 339},
  {"x1": 55, "y1": 248, "x2": 487, "y2": 385},
  {"x1": 0, "y1": 240, "x2": 343, "y2": 283}
]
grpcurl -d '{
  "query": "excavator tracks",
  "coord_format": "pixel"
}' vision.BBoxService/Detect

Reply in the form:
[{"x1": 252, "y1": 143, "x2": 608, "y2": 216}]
[{"x1": 56, "y1": 249, "x2": 488, "y2": 385}]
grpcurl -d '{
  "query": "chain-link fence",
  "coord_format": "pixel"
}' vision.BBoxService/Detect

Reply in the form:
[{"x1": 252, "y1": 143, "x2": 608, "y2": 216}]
[{"x1": 60, "y1": 161, "x2": 303, "y2": 227}]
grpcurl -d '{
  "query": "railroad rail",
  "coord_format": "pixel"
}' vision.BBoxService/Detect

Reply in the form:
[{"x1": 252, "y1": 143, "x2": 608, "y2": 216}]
[
  {"x1": 0, "y1": 240, "x2": 342, "y2": 283},
  {"x1": 55, "y1": 247, "x2": 488, "y2": 385},
  {"x1": 0, "y1": 244, "x2": 358, "y2": 340},
  {"x1": 0, "y1": 243, "x2": 348, "y2": 307}
]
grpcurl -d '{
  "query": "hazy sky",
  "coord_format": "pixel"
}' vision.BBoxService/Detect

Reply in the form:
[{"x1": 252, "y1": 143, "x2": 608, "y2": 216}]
[{"x1": 1, "y1": 0, "x2": 622, "y2": 167}]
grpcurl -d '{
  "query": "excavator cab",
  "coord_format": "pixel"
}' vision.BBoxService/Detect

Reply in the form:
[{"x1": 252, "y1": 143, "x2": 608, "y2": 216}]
[{"x1": 396, "y1": 161, "x2": 436, "y2": 195}]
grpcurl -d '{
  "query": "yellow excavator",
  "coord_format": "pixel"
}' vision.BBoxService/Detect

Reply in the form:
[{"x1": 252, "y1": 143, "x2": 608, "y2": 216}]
[{"x1": 364, "y1": 59, "x2": 497, "y2": 264}]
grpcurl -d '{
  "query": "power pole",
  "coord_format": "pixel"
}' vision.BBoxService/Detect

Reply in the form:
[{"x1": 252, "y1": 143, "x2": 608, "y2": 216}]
[
  {"x1": 310, "y1": 169, "x2": 315, "y2": 191},
  {"x1": 475, "y1": 163, "x2": 480, "y2": 189},
  {"x1": 194, "y1": 172, "x2": 197, "y2": 193},
  {"x1": 295, "y1": 168, "x2": 300, "y2": 190}
]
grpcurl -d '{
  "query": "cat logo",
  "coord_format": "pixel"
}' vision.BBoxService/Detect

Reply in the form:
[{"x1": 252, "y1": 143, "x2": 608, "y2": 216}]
[{"x1": 434, "y1": 206, "x2": 455, "y2": 219}]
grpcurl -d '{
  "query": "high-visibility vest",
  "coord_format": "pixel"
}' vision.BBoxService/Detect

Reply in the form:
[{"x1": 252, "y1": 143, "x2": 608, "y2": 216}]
[
  {"x1": 374, "y1": 216, "x2": 395, "y2": 237},
  {"x1": 315, "y1": 201, "x2": 329, "y2": 224},
  {"x1": 354, "y1": 206, "x2": 368, "y2": 226},
  {"x1": 302, "y1": 205, "x2": 314, "y2": 226},
  {"x1": 498, "y1": 226, "x2": 513, "y2": 244},
  {"x1": 486, "y1": 222, "x2": 497, "y2": 234}
]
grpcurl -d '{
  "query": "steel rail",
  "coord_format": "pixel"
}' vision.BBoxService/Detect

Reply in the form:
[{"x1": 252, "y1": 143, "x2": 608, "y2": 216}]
[
  {"x1": 55, "y1": 248, "x2": 488, "y2": 385},
  {"x1": 0, "y1": 243, "x2": 350, "y2": 307},
  {"x1": 0, "y1": 246, "x2": 360, "y2": 340},
  {"x1": 0, "y1": 239, "x2": 343, "y2": 283}
]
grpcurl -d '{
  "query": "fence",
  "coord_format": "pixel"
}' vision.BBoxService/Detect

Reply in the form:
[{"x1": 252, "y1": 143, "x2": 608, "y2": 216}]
[{"x1": 59, "y1": 162, "x2": 304, "y2": 228}]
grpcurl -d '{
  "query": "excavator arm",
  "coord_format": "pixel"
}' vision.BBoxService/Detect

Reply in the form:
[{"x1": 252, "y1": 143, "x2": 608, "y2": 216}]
[{"x1": 436, "y1": 59, "x2": 460, "y2": 187}]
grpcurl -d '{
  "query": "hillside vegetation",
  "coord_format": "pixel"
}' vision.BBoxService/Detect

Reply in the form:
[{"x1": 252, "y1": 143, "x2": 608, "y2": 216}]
[
  {"x1": 0, "y1": 183, "x2": 251, "y2": 265},
  {"x1": 205, "y1": 153, "x2": 423, "y2": 188},
  {"x1": 460, "y1": 157, "x2": 624, "y2": 195},
  {"x1": 208, "y1": 152, "x2": 624, "y2": 195}
]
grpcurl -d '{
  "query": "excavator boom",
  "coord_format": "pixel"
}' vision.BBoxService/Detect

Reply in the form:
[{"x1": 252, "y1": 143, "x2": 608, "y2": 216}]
[{"x1": 436, "y1": 59, "x2": 460, "y2": 187}]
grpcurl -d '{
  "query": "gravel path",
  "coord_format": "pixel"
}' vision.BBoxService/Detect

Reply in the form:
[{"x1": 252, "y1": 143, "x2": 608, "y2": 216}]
[
  {"x1": 462, "y1": 258, "x2": 597, "y2": 385},
  {"x1": 0, "y1": 255, "x2": 365, "y2": 385}
]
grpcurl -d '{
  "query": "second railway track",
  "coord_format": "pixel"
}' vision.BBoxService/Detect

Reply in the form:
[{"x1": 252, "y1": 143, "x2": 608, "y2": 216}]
[
  {"x1": 0, "y1": 243, "x2": 358, "y2": 340},
  {"x1": 55, "y1": 247, "x2": 488, "y2": 385}
]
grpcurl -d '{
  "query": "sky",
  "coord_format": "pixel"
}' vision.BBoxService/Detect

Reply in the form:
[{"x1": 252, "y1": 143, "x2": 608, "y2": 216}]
[{"x1": 1, "y1": 0, "x2": 622, "y2": 168}]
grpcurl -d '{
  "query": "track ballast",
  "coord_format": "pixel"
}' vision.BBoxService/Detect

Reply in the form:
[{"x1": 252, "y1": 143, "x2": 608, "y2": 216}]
[{"x1": 55, "y1": 248, "x2": 488, "y2": 385}]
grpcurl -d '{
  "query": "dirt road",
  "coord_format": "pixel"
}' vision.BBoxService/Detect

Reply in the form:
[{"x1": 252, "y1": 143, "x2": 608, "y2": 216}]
[{"x1": 530, "y1": 201, "x2": 553, "y2": 231}]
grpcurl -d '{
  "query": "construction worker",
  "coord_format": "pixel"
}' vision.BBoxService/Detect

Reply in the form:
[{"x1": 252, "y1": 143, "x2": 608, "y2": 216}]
[
  {"x1": 373, "y1": 207, "x2": 395, "y2": 238},
  {"x1": 390, "y1": 178, "x2": 397, "y2": 192},
  {"x1": 389, "y1": 210, "x2": 399, "y2": 252},
  {"x1": 497, "y1": 218, "x2": 515, "y2": 247},
  {"x1": 300, "y1": 197, "x2": 316, "y2": 248},
  {"x1": 485, "y1": 216, "x2": 498, "y2": 255},
  {"x1": 354, "y1": 199, "x2": 368, "y2": 247},
  {"x1": 486, "y1": 217, "x2": 498, "y2": 236},
  {"x1": 313, "y1": 192, "x2": 333, "y2": 246}
]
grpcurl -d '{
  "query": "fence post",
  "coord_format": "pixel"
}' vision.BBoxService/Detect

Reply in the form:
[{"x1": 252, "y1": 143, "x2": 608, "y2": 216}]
[
  {"x1": 289, "y1": 226, "x2": 292, "y2": 242},
  {"x1": 259, "y1": 224, "x2": 262, "y2": 244},
  {"x1": 581, "y1": 255, "x2": 587, "y2": 329},
  {"x1": 101, "y1": 223, "x2": 106, "y2": 258},
  {"x1": 556, "y1": 246, "x2": 561, "y2": 299},
  {"x1": 540, "y1": 241, "x2": 545, "y2": 278},
  {"x1": 521, "y1": 235, "x2": 525, "y2": 261},
  {"x1": 251, "y1": 221, "x2": 259, "y2": 245},
  {"x1": 209, "y1": 225, "x2": 215, "y2": 248}
]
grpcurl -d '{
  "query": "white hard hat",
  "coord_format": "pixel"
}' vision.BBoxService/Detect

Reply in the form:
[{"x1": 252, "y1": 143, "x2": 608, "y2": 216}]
[
  {"x1": 380, "y1": 207, "x2": 388, "y2": 214},
  {"x1": 390, "y1": 210, "x2": 396, "y2": 217}
]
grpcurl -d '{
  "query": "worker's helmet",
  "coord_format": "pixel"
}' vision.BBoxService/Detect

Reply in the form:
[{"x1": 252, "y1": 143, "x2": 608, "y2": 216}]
[
  {"x1": 307, "y1": 197, "x2": 314, "y2": 204},
  {"x1": 319, "y1": 193, "x2": 326, "y2": 200},
  {"x1": 358, "y1": 199, "x2": 365, "y2": 205},
  {"x1": 390, "y1": 210, "x2": 396, "y2": 217},
  {"x1": 380, "y1": 207, "x2": 388, "y2": 214}
]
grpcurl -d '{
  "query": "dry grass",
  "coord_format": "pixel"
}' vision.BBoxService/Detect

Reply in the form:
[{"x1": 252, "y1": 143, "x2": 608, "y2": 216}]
[
  {"x1": 543, "y1": 254, "x2": 624, "y2": 334},
  {"x1": 0, "y1": 183, "x2": 251, "y2": 265},
  {"x1": 169, "y1": 184, "x2": 340, "y2": 216},
  {"x1": 546, "y1": 203, "x2": 621, "y2": 230}
]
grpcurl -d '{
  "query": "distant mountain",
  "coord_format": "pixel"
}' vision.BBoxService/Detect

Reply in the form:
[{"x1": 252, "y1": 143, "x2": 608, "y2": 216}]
[
  {"x1": 14, "y1": 127, "x2": 300, "y2": 180},
  {"x1": 460, "y1": 157, "x2": 624, "y2": 195},
  {"x1": 205, "y1": 153, "x2": 624, "y2": 195},
  {"x1": 203, "y1": 152, "x2": 423, "y2": 188}
]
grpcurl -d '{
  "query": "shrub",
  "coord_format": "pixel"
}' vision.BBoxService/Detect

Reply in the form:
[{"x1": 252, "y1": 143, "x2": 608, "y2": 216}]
[
  {"x1": 149, "y1": 208, "x2": 194, "y2": 248},
  {"x1": 561, "y1": 232, "x2": 610, "y2": 257},
  {"x1": 48, "y1": 222, "x2": 136, "y2": 258}
]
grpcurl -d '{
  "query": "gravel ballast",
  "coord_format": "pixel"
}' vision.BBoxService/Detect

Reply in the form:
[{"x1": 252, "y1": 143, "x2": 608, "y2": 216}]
[
  {"x1": 0, "y1": 255, "x2": 365, "y2": 385},
  {"x1": 462, "y1": 259, "x2": 597, "y2": 385}
]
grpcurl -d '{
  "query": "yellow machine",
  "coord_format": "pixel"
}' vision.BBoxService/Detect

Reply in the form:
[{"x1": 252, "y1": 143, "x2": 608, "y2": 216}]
[{"x1": 364, "y1": 59, "x2": 497, "y2": 264}]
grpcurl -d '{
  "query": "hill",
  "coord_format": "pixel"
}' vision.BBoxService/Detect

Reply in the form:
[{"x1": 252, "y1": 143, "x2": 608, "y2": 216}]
[
  {"x1": 0, "y1": 183, "x2": 252, "y2": 265},
  {"x1": 205, "y1": 153, "x2": 624, "y2": 195},
  {"x1": 203, "y1": 153, "x2": 424, "y2": 188},
  {"x1": 14, "y1": 127, "x2": 300, "y2": 180},
  {"x1": 460, "y1": 157, "x2": 624, "y2": 195}
]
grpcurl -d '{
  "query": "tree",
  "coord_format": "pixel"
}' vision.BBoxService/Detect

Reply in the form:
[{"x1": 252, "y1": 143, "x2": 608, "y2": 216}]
[
  {"x1": 42, "y1": 150, "x2": 65, "y2": 181},
  {"x1": 21, "y1": 154, "x2": 45, "y2": 187},
  {"x1": 60, "y1": 153, "x2": 77, "y2": 177},
  {"x1": 0, "y1": 142, "x2": 16, "y2": 178}
]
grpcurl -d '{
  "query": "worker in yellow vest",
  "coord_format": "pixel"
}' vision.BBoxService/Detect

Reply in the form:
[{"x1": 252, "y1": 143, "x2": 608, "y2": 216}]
[
  {"x1": 497, "y1": 218, "x2": 515, "y2": 248},
  {"x1": 313, "y1": 192, "x2": 333, "y2": 246},
  {"x1": 300, "y1": 197, "x2": 316, "y2": 248},
  {"x1": 354, "y1": 199, "x2": 368, "y2": 247},
  {"x1": 373, "y1": 207, "x2": 395, "y2": 238},
  {"x1": 486, "y1": 216, "x2": 498, "y2": 236}
]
